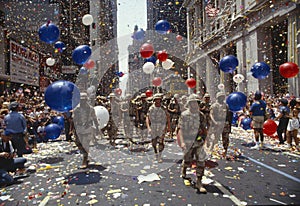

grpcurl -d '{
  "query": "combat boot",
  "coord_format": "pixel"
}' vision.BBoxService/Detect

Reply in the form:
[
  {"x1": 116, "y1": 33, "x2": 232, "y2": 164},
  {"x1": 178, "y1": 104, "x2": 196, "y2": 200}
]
[
  {"x1": 181, "y1": 165, "x2": 187, "y2": 179},
  {"x1": 196, "y1": 177, "x2": 207, "y2": 193},
  {"x1": 80, "y1": 155, "x2": 88, "y2": 169}
]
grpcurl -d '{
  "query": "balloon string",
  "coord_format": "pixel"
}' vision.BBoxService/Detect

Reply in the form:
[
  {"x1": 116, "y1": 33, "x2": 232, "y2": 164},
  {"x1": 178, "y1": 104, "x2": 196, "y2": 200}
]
[{"x1": 46, "y1": 20, "x2": 51, "y2": 26}]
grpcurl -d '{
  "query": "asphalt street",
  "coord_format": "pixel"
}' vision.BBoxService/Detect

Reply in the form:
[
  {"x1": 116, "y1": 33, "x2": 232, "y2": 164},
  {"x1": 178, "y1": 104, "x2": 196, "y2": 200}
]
[{"x1": 0, "y1": 127, "x2": 299, "y2": 206}]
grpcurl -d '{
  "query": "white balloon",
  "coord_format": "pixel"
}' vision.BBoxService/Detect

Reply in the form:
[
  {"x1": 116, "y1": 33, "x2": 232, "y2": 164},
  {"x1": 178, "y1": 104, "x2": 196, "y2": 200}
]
[
  {"x1": 233, "y1": 74, "x2": 245, "y2": 83},
  {"x1": 162, "y1": 59, "x2": 174, "y2": 70},
  {"x1": 94, "y1": 106, "x2": 109, "y2": 129},
  {"x1": 142, "y1": 62, "x2": 155, "y2": 74},
  {"x1": 87, "y1": 85, "x2": 95, "y2": 95},
  {"x1": 46, "y1": 57, "x2": 55, "y2": 66},
  {"x1": 82, "y1": 14, "x2": 93, "y2": 26}
]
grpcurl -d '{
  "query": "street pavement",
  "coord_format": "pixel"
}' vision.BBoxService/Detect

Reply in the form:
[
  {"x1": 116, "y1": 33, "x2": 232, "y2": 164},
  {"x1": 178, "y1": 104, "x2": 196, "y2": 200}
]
[{"x1": 0, "y1": 127, "x2": 300, "y2": 206}]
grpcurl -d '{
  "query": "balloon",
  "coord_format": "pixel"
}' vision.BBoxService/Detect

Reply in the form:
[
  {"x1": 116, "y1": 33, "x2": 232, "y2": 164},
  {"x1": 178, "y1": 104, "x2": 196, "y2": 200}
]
[
  {"x1": 54, "y1": 41, "x2": 66, "y2": 52},
  {"x1": 157, "y1": 50, "x2": 168, "y2": 62},
  {"x1": 52, "y1": 116, "x2": 65, "y2": 130},
  {"x1": 145, "y1": 56, "x2": 157, "y2": 64},
  {"x1": 279, "y1": 62, "x2": 299, "y2": 78},
  {"x1": 72, "y1": 45, "x2": 92, "y2": 65},
  {"x1": 145, "y1": 89, "x2": 153, "y2": 97},
  {"x1": 219, "y1": 55, "x2": 238, "y2": 73},
  {"x1": 152, "y1": 77, "x2": 162, "y2": 87},
  {"x1": 250, "y1": 62, "x2": 270, "y2": 79},
  {"x1": 79, "y1": 67, "x2": 88, "y2": 74},
  {"x1": 155, "y1": 20, "x2": 170, "y2": 34},
  {"x1": 94, "y1": 106, "x2": 109, "y2": 129},
  {"x1": 233, "y1": 74, "x2": 245, "y2": 83},
  {"x1": 176, "y1": 35, "x2": 183, "y2": 41},
  {"x1": 82, "y1": 14, "x2": 93, "y2": 26},
  {"x1": 263, "y1": 119, "x2": 278, "y2": 136},
  {"x1": 45, "y1": 123, "x2": 61, "y2": 140},
  {"x1": 46, "y1": 57, "x2": 55, "y2": 66},
  {"x1": 45, "y1": 80, "x2": 80, "y2": 112},
  {"x1": 226, "y1": 92, "x2": 247, "y2": 112},
  {"x1": 140, "y1": 43, "x2": 154, "y2": 58},
  {"x1": 142, "y1": 62, "x2": 155, "y2": 74},
  {"x1": 83, "y1": 59, "x2": 95, "y2": 69},
  {"x1": 133, "y1": 29, "x2": 145, "y2": 41},
  {"x1": 38, "y1": 22, "x2": 60, "y2": 44},
  {"x1": 162, "y1": 59, "x2": 174, "y2": 70},
  {"x1": 241, "y1": 117, "x2": 252, "y2": 130},
  {"x1": 115, "y1": 88, "x2": 122, "y2": 96},
  {"x1": 185, "y1": 78, "x2": 196, "y2": 88}
]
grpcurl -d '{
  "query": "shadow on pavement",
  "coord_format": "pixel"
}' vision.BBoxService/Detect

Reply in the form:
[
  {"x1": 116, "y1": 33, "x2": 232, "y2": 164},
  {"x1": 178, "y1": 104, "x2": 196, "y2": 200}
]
[
  {"x1": 66, "y1": 172, "x2": 102, "y2": 185},
  {"x1": 39, "y1": 157, "x2": 64, "y2": 164}
]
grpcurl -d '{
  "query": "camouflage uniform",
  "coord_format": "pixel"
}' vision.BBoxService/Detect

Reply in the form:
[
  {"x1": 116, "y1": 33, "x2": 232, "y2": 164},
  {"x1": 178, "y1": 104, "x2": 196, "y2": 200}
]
[
  {"x1": 146, "y1": 94, "x2": 170, "y2": 162},
  {"x1": 73, "y1": 93, "x2": 100, "y2": 168},
  {"x1": 178, "y1": 94, "x2": 208, "y2": 193},
  {"x1": 209, "y1": 92, "x2": 232, "y2": 156},
  {"x1": 167, "y1": 96, "x2": 181, "y2": 137},
  {"x1": 120, "y1": 96, "x2": 134, "y2": 139}
]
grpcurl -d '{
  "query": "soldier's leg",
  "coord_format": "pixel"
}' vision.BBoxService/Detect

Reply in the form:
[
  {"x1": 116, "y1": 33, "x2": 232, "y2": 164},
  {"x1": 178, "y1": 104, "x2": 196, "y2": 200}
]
[
  {"x1": 151, "y1": 137, "x2": 158, "y2": 154},
  {"x1": 222, "y1": 132, "x2": 229, "y2": 157},
  {"x1": 157, "y1": 136, "x2": 165, "y2": 163},
  {"x1": 195, "y1": 160, "x2": 207, "y2": 193},
  {"x1": 181, "y1": 149, "x2": 192, "y2": 179},
  {"x1": 74, "y1": 133, "x2": 89, "y2": 168}
]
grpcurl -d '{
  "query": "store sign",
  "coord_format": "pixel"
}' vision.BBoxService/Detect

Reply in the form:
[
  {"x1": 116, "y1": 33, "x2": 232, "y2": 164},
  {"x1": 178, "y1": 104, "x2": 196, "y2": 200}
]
[
  {"x1": 10, "y1": 40, "x2": 40, "y2": 86},
  {"x1": 62, "y1": 65, "x2": 77, "y2": 74}
]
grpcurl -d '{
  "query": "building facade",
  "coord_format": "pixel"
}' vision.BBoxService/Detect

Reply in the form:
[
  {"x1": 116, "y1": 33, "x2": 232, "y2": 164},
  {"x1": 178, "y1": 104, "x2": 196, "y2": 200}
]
[{"x1": 183, "y1": 0, "x2": 300, "y2": 97}]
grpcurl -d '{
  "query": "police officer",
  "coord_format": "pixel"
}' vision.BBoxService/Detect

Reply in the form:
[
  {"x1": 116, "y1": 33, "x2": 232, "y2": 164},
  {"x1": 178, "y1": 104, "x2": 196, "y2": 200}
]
[
  {"x1": 178, "y1": 94, "x2": 208, "y2": 193},
  {"x1": 146, "y1": 93, "x2": 170, "y2": 162}
]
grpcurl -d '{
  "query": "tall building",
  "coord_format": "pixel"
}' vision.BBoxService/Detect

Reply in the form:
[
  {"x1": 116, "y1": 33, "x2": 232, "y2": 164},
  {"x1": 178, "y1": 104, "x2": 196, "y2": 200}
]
[
  {"x1": 0, "y1": 0, "x2": 59, "y2": 94},
  {"x1": 90, "y1": 0, "x2": 119, "y2": 97},
  {"x1": 183, "y1": 0, "x2": 300, "y2": 97}
]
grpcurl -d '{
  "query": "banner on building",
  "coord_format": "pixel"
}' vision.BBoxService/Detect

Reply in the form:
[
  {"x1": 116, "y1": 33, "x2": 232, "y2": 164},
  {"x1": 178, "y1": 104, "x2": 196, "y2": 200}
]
[
  {"x1": 10, "y1": 40, "x2": 40, "y2": 86},
  {"x1": 62, "y1": 65, "x2": 77, "y2": 74}
]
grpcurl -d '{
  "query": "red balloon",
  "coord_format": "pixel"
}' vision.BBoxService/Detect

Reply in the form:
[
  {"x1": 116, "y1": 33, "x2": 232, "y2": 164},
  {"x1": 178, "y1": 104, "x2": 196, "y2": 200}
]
[
  {"x1": 263, "y1": 119, "x2": 277, "y2": 136},
  {"x1": 152, "y1": 77, "x2": 162, "y2": 87},
  {"x1": 185, "y1": 78, "x2": 196, "y2": 88},
  {"x1": 145, "y1": 89, "x2": 153, "y2": 97},
  {"x1": 83, "y1": 59, "x2": 95, "y2": 69},
  {"x1": 115, "y1": 88, "x2": 122, "y2": 96},
  {"x1": 279, "y1": 62, "x2": 299, "y2": 78},
  {"x1": 157, "y1": 50, "x2": 168, "y2": 62},
  {"x1": 140, "y1": 43, "x2": 154, "y2": 59},
  {"x1": 176, "y1": 35, "x2": 183, "y2": 41}
]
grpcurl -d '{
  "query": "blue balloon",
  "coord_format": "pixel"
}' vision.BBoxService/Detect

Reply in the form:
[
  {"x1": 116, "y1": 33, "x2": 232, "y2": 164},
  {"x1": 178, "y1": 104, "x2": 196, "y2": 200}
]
[
  {"x1": 72, "y1": 45, "x2": 92, "y2": 65},
  {"x1": 54, "y1": 41, "x2": 66, "y2": 52},
  {"x1": 241, "y1": 117, "x2": 252, "y2": 130},
  {"x1": 133, "y1": 29, "x2": 145, "y2": 41},
  {"x1": 38, "y1": 22, "x2": 60, "y2": 44},
  {"x1": 226, "y1": 92, "x2": 247, "y2": 112},
  {"x1": 145, "y1": 56, "x2": 157, "y2": 64},
  {"x1": 45, "y1": 80, "x2": 80, "y2": 112},
  {"x1": 45, "y1": 123, "x2": 61, "y2": 140},
  {"x1": 52, "y1": 116, "x2": 65, "y2": 130},
  {"x1": 155, "y1": 20, "x2": 170, "y2": 34},
  {"x1": 219, "y1": 55, "x2": 239, "y2": 73},
  {"x1": 250, "y1": 62, "x2": 270, "y2": 79}
]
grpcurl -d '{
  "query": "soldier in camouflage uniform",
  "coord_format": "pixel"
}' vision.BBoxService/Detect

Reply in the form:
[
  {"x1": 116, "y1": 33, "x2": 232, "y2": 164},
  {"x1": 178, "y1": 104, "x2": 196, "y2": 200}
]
[
  {"x1": 102, "y1": 93, "x2": 119, "y2": 146},
  {"x1": 120, "y1": 94, "x2": 134, "y2": 142},
  {"x1": 146, "y1": 93, "x2": 170, "y2": 162},
  {"x1": 199, "y1": 93, "x2": 211, "y2": 130},
  {"x1": 72, "y1": 93, "x2": 100, "y2": 169},
  {"x1": 178, "y1": 94, "x2": 208, "y2": 193},
  {"x1": 209, "y1": 92, "x2": 232, "y2": 157},
  {"x1": 137, "y1": 93, "x2": 151, "y2": 141},
  {"x1": 167, "y1": 94, "x2": 181, "y2": 138}
]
